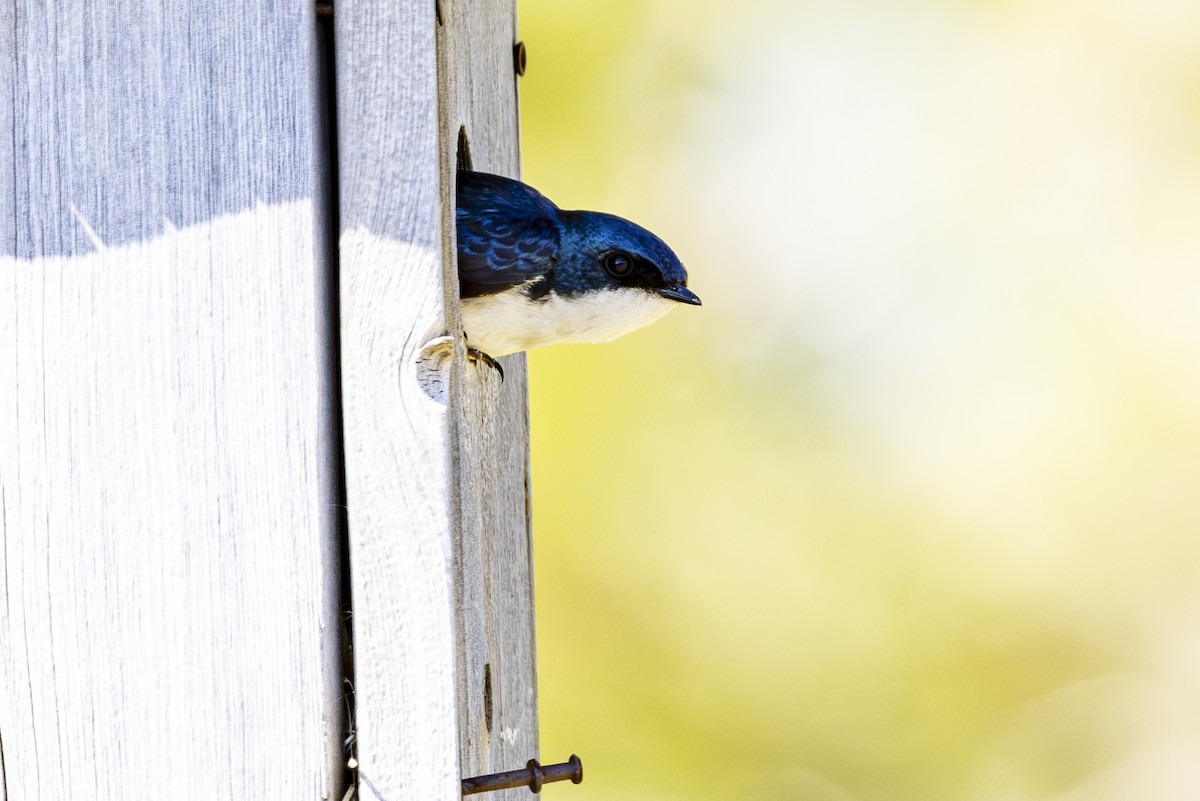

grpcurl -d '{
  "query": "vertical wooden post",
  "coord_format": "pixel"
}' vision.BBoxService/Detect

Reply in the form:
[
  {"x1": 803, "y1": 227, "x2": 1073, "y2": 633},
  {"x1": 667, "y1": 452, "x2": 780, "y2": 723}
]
[
  {"x1": 1, "y1": 2, "x2": 343, "y2": 799},
  {"x1": 439, "y1": 2, "x2": 538, "y2": 790},
  {"x1": 1, "y1": 2, "x2": 530, "y2": 798},
  {"x1": 335, "y1": 1, "x2": 535, "y2": 800}
]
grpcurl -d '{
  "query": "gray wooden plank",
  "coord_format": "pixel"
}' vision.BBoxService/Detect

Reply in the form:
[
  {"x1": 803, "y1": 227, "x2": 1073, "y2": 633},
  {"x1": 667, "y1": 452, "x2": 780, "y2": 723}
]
[
  {"x1": 336, "y1": 0, "x2": 536, "y2": 797},
  {"x1": 438, "y1": 1, "x2": 540, "y2": 793},
  {"x1": 1, "y1": 12, "x2": 14, "y2": 255},
  {"x1": 333, "y1": 1, "x2": 461, "y2": 799},
  {"x1": 0, "y1": 2, "x2": 343, "y2": 799}
]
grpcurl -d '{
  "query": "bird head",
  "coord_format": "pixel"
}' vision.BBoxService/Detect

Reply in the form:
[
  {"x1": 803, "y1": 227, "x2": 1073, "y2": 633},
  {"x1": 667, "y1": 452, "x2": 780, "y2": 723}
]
[{"x1": 553, "y1": 211, "x2": 702, "y2": 307}]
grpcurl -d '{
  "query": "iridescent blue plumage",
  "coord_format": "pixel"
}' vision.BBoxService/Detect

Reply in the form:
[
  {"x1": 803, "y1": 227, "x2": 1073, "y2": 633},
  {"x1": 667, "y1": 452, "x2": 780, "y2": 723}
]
[
  {"x1": 456, "y1": 171, "x2": 561, "y2": 298},
  {"x1": 455, "y1": 170, "x2": 700, "y2": 357}
]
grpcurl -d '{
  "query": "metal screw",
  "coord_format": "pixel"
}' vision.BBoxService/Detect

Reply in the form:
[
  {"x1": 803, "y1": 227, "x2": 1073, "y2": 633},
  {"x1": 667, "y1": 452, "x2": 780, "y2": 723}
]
[
  {"x1": 513, "y1": 41, "x2": 528, "y2": 76},
  {"x1": 462, "y1": 755, "x2": 583, "y2": 795}
]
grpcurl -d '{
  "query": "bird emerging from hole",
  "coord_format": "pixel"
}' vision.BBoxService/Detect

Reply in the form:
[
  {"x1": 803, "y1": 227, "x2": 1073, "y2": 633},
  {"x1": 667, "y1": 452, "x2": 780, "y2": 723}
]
[{"x1": 456, "y1": 170, "x2": 700, "y2": 371}]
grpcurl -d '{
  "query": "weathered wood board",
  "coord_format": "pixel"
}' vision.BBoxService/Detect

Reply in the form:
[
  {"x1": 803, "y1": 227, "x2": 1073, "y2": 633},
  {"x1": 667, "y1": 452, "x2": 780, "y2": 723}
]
[
  {"x1": 439, "y1": 1, "x2": 540, "y2": 792},
  {"x1": 1, "y1": 2, "x2": 534, "y2": 798},
  {"x1": 336, "y1": 0, "x2": 537, "y2": 798},
  {"x1": 0, "y1": 2, "x2": 343, "y2": 799}
]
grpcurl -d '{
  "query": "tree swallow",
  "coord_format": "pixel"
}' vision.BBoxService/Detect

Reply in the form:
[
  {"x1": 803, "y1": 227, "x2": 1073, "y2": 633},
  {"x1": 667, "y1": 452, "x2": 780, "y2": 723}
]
[{"x1": 456, "y1": 171, "x2": 701, "y2": 359}]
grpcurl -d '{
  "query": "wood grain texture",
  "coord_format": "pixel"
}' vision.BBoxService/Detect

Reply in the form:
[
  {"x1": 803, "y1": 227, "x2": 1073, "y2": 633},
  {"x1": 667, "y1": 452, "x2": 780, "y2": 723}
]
[
  {"x1": 336, "y1": 0, "x2": 536, "y2": 798},
  {"x1": 438, "y1": 1, "x2": 540, "y2": 793},
  {"x1": 333, "y1": 2, "x2": 460, "y2": 800},
  {"x1": 0, "y1": 3, "x2": 343, "y2": 800}
]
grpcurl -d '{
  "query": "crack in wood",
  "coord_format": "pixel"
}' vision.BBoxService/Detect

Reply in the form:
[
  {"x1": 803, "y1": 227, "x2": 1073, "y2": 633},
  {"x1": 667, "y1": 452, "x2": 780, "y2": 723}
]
[{"x1": 0, "y1": 728, "x2": 9, "y2": 800}]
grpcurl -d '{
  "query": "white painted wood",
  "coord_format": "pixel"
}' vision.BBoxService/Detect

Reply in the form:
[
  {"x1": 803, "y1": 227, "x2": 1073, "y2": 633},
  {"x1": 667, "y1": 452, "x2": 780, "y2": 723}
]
[
  {"x1": 0, "y1": 3, "x2": 343, "y2": 800},
  {"x1": 336, "y1": 0, "x2": 537, "y2": 798}
]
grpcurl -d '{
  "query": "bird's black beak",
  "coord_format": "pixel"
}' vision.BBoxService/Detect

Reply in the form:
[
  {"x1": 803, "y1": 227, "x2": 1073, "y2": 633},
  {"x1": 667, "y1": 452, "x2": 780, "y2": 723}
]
[{"x1": 656, "y1": 284, "x2": 702, "y2": 306}]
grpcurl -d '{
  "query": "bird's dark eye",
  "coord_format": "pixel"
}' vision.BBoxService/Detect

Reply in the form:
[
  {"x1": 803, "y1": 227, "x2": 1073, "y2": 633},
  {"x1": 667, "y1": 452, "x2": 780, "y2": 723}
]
[{"x1": 603, "y1": 252, "x2": 633, "y2": 277}]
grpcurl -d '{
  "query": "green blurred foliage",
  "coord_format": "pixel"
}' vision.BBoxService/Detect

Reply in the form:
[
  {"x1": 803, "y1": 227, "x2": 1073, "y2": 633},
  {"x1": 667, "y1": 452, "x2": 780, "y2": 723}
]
[{"x1": 518, "y1": 1, "x2": 1200, "y2": 799}]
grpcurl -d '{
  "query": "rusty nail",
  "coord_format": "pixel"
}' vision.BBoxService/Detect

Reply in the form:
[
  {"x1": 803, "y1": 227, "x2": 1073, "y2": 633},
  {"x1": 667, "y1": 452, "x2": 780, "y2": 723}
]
[
  {"x1": 462, "y1": 755, "x2": 583, "y2": 795},
  {"x1": 513, "y1": 41, "x2": 527, "y2": 76},
  {"x1": 315, "y1": 1, "x2": 332, "y2": 16}
]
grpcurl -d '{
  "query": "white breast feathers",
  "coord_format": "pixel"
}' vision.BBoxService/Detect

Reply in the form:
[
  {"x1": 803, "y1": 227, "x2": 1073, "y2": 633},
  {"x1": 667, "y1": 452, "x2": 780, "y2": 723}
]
[{"x1": 461, "y1": 285, "x2": 677, "y2": 356}]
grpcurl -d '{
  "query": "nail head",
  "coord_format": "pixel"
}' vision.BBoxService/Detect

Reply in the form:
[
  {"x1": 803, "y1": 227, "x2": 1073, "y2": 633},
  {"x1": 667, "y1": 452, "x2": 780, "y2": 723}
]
[{"x1": 514, "y1": 41, "x2": 527, "y2": 76}]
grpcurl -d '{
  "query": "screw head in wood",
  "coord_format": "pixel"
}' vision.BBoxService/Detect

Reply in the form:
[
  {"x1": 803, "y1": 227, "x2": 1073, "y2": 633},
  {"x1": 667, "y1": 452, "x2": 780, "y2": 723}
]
[{"x1": 513, "y1": 41, "x2": 528, "y2": 76}]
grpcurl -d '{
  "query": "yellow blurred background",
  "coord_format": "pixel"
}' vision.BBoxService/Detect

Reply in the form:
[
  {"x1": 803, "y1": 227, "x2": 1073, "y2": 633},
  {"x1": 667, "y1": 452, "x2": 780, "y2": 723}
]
[{"x1": 516, "y1": 1, "x2": 1200, "y2": 799}]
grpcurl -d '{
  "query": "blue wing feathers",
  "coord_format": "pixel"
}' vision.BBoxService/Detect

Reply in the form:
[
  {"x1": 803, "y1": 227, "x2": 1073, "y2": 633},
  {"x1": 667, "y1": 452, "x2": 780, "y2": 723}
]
[{"x1": 456, "y1": 171, "x2": 562, "y2": 298}]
